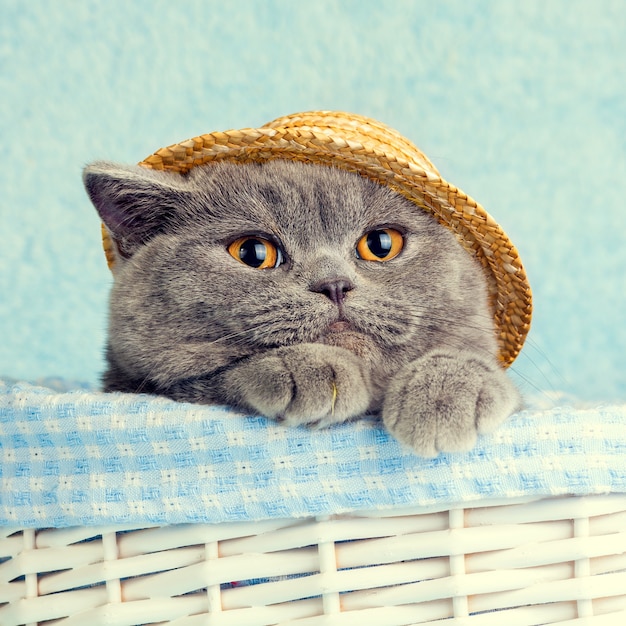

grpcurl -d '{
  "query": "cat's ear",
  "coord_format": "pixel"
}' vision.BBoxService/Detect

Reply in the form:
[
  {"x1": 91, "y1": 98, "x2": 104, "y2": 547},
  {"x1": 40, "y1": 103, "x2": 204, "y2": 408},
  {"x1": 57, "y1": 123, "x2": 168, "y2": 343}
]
[{"x1": 83, "y1": 161, "x2": 191, "y2": 260}]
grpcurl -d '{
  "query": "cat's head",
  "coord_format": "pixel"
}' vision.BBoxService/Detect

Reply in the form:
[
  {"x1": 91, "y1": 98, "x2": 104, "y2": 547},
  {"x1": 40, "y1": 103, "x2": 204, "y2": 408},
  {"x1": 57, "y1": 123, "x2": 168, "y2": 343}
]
[{"x1": 84, "y1": 159, "x2": 496, "y2": 406}]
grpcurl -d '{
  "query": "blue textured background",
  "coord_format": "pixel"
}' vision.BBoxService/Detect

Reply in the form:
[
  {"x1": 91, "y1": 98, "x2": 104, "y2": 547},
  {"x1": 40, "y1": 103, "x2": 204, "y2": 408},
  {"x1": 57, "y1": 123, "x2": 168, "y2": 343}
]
[{"x1": 1, "y1": 0, "x2": 624, "y2": 402}]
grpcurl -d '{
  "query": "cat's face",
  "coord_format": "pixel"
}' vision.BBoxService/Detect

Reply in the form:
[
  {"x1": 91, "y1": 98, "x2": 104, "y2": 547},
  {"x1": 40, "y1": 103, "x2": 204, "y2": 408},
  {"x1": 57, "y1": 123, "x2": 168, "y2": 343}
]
[{"x1": 85, "y1": 160, "x2": 496, "y2": 409}]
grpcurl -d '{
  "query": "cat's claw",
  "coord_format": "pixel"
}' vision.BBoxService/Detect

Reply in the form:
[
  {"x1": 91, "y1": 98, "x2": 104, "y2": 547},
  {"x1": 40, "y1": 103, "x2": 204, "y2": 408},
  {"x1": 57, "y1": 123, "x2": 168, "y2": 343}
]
[
  {"x1": 382, "y1": 351, "x2": 521, "y2": 457},
  {"x1": 224, "y1": 343, "x2": 372, "y2": 427}
]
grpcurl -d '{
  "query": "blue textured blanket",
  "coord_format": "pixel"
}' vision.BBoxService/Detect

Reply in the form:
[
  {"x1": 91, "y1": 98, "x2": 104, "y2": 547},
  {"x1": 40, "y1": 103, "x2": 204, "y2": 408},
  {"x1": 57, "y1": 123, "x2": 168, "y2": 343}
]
[{"x1": 1, "y1": 379, "x2": 625, "y2": 528}]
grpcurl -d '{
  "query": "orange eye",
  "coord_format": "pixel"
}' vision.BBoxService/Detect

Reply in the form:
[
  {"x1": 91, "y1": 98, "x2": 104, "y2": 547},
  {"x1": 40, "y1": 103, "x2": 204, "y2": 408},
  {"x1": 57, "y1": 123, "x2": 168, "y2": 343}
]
[
  {"x1": 227, "y1": 236, "x2": 284, "y2": 269},
  {"x1": 356, "y1": 228, "x2": 404, "y2": 262}
]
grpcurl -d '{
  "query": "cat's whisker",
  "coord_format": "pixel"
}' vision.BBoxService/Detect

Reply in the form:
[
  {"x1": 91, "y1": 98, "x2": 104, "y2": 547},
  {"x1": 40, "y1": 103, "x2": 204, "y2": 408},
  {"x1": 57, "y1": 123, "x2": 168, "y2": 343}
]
[
  {"x1": 507, "y1": 364, "x2": 560, "y2": 404},
  {"x1": 203, "y1": 328, "x2": 268, "y2": 346},
  {"x1": 506, "y1": 341, "x2": 567, "y2": 402}
]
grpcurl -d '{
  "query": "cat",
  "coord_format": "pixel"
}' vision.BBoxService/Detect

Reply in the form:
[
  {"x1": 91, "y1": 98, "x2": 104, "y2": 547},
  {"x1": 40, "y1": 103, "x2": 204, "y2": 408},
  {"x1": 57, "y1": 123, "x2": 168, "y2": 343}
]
[{"x1": 83, "y1": 159, "x2": 520, "y2": 457}]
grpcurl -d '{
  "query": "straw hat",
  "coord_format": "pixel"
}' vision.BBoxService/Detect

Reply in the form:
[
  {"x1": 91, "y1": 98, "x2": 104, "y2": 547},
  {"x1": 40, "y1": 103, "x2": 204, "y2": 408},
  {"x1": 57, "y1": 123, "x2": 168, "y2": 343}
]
[{"x1": 101, "y1": 111, "x2": 532, "y2": 366}]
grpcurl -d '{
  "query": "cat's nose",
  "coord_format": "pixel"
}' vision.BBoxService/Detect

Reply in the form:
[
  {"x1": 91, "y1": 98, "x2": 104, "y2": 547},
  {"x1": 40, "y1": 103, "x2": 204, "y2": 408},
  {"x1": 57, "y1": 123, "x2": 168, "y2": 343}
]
[{"x1": 311, "y1": 277, "x2": 354, "y2": 306}]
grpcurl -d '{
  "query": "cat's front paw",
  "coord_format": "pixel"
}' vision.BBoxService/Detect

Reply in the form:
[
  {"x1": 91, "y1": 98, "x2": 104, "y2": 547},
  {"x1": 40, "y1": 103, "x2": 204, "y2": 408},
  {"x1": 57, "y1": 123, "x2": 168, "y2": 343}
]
[
  {"x1": 223, "y1": 343, "x2": 371, "y2": 427},
  {"x1": 382, "y1": 351, "x2": 520, "y2": 457}
]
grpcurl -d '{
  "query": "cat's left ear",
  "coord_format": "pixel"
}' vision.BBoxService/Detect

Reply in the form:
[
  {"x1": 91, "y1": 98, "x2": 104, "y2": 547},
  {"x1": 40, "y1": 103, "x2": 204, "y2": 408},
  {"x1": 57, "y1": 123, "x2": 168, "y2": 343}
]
[{"x1": 83, "y1": 161, "x2": 191, "y2": 261}]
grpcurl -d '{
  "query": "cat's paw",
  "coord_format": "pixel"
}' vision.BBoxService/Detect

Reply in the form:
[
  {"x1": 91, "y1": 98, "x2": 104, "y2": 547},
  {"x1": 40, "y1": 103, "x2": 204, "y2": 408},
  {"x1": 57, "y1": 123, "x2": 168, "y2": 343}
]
[
  {"x1": 382, "y1": 351, "x2": 520, "y2": 457},
  {"x1": 224, "y1": 343, "x2": 371, "y2": 427}
]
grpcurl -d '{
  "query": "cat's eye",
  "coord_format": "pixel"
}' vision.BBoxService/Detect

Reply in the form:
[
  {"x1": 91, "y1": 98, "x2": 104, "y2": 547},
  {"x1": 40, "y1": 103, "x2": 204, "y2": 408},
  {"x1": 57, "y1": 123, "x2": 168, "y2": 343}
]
[
  {"x1": 356, "y1": 228, "x2": 404, "y2": 262},
  {"x1": 227, "y1": 236, "x2": 284, "y2": 269}
]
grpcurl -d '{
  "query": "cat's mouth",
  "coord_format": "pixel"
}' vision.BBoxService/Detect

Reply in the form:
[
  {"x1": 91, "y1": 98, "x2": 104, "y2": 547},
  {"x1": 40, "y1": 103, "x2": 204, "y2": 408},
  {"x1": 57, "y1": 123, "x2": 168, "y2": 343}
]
[
  {"x1": 318, "y1": 320, "x2": 373, "y2": 358},
  {"x1": 327, "y1": 320, "x2": 352, "y2": 333}
]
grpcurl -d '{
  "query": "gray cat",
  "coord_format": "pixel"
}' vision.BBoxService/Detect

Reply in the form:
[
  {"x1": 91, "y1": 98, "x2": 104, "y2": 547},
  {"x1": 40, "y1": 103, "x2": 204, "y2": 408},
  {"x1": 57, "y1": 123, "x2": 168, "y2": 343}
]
[{"x1": 84, "y1": 159, "x2": 520, "y2": 457}]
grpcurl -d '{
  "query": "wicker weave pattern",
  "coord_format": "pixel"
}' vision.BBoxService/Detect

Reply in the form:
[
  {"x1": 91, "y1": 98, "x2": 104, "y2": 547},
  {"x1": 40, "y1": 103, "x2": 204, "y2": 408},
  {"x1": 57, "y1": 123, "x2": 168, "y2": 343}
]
[
  {"x1": 2, "y1": 494, "x2": 625, "y2": 625},
  {"x1": 101, "y1": 111, "x2": 532, "y2": 366}
]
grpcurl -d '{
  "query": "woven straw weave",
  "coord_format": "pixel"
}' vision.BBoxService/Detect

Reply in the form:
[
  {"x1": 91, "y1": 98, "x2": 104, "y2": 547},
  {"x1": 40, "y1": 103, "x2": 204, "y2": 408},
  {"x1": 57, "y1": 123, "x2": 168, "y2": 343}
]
[
  {"x1": 2, "y1": 494, "x2": 626, "y2": 625},
  {"x1": 101, "y1": 111, "x2": 532, "y2": 366}
]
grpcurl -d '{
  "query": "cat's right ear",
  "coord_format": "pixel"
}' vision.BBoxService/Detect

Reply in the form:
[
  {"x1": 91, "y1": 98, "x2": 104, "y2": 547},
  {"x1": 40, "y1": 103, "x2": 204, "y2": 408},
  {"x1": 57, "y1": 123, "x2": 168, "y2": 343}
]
[{"x1": 83, "y1": 161, "x2": 190, "y2": 261}]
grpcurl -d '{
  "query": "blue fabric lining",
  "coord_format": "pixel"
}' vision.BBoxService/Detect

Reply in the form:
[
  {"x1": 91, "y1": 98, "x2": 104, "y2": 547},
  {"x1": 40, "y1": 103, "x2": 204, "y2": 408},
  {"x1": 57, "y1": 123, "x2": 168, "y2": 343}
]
[{"x1": 1, "y1": 379, "x2": 625, "y2": 528}]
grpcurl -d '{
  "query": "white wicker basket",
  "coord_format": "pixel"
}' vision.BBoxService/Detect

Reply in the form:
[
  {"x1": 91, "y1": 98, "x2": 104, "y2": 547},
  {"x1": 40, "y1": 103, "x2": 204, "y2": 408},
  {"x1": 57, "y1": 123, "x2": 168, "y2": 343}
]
[{"x1": 2, "y1": 494, "x2": 626, "y2": 625}]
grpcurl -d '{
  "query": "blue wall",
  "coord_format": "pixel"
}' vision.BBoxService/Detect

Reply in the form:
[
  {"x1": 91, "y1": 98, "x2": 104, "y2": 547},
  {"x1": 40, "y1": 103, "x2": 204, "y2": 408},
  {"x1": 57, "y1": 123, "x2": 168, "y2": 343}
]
[{"x1": 1, "y1": 0, "x2": 624, "y2": 401}]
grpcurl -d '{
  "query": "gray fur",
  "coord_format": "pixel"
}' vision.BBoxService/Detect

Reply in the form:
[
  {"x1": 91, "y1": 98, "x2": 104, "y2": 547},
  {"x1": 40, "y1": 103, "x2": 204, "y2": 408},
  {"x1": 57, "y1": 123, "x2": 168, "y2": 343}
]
[{"x1": 83, "y1": 159, "x2": 520, "y2": 456}]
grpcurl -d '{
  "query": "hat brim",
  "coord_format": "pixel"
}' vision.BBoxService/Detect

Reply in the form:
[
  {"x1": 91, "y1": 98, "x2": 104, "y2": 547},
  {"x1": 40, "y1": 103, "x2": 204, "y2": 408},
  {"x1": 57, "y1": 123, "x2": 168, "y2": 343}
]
[{"x1": 102, "y1": 111, "x2": 532, "y2": 367}]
